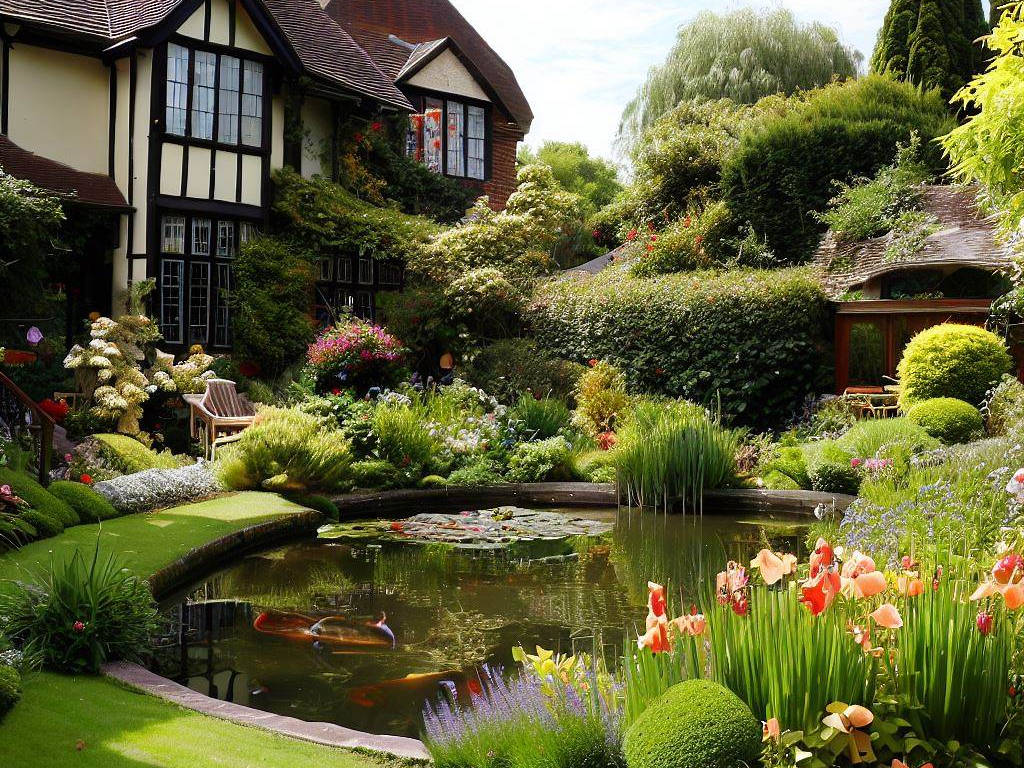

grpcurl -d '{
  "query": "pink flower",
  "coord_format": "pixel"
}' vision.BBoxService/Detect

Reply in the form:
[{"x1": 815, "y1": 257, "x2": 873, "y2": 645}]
[
  {"x1": 0, "y1": 485, "x2": 11, "y2": 497},
  {"x1": 976, "y1": 610, "x2": 994, "y2": 635},
  {"x1": 73, "y1": 621, "x2": 85, "y2": 633},
  {"x1": 64, "y1": 453, "x2": 73, "y2": 463}
]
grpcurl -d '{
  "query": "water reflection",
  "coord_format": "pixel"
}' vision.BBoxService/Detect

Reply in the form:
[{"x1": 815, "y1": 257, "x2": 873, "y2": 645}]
[{"x1": 151, "y1": 507, "x2": 807, "y2": 737}]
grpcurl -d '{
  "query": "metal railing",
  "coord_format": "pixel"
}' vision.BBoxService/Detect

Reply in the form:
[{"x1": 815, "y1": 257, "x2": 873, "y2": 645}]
[{"x1": 0, "y1": 370, "x2": 54, "y2": 485}]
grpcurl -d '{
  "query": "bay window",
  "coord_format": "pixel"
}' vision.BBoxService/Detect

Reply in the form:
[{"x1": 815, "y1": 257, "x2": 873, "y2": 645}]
[
  {"x1": 407, "y1": 96, "x2": 488, "y2": 180},
  {"x1": 164, "y1": 44, "x2": 265, "y2": 147}
]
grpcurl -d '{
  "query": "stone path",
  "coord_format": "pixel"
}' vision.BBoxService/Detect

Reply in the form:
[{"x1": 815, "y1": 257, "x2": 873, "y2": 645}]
[{"x1": 318, "y1": 506, "x2": 612, "y2": 549}]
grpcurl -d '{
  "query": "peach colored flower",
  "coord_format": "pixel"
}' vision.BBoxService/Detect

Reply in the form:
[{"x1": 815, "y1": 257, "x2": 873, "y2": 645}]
[
  {"x1": 897, "y1": 576, "x2": 925, "y2": 597},
  {"x1": 750, "y1": 549, "x2": 797, "y2": 585},
  {"x1": 870, "y1": 603, "x2": 903, "y2": 629},
  {"x1": 763, "y1": 717, "x2": 781, "y2": 743}
]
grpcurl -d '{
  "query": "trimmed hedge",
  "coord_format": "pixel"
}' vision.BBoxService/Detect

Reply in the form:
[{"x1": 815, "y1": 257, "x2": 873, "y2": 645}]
[
  {"x1": 20, "y1": 509, "x2": 63, "y2": 539},
  {"x1": 720, "y1": 76, "x2": 953, "y2": 262},
  {"x1": 906, "y1": 397, "x2": 984, "y2": 444},
  {"x1": 532, "y1": 266, "x2": 829, "y2": 430},
  {"x1": 0, "y1": 468, "x2": 77, "y2": 526},
  {"x1": 897, "y1": 324, "x2": 1013, "y2": 408},
  {"x1": 47, "y1": 480, "x2": 120, "y2": 522},
  {"x1": 624, "y1": 679, "x2": 762, "y2": 768}
]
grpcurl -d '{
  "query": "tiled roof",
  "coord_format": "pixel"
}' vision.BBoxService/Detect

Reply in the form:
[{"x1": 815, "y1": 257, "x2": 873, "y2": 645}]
[
  {"x1": 325, "y1": 0, "x2": 533, "y2": 132},
  {"x1": 262, "y1": 0, "x2": 412, "y2": 110},
  {"x1": 0, "y1": 0, "x2": 180, "y2": 40},
  {"x1": 0, "y1": 0, "x2": 411, "y2": 109},
  {"x1": 395, "y1": 37, "x2": 447, "y2": 81},
  {"x1": 0, "y1": 136, "x2": 129, "y2": 209},
  {"x1": 814, "y1": 185, "x2": 1014, "y2": 296}
]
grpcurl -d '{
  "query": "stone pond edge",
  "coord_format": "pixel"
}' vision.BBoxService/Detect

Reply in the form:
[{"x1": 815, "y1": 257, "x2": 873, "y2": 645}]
[{"x1": 107, "y1": 484, "x2": 854, "y2": 761}]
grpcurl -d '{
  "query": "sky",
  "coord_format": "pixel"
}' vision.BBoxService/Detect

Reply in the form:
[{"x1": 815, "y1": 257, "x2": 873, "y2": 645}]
[{"x1": 449, "y1": 0, "x2": 892, "y2": 163}]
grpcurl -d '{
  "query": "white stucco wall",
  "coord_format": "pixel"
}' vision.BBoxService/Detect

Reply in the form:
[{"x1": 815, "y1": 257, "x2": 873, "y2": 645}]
[
  {"x1": 300, "y1": 96, "x2": 334, "y2": 178},
  {"x1": 407, "y1": 49, "x2": 490, "y2": 102},
  {"x1": 7, "y1": 43, "x2": 110, "y2": 174}
]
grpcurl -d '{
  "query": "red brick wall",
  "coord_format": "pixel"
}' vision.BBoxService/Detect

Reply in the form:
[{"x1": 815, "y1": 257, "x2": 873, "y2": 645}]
[{"x1": 455, "y1": 120, "x2": 520, "y2": 209}]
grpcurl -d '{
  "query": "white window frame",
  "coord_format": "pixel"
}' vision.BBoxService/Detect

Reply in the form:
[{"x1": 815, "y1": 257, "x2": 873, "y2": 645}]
[
  {"x1": 218, "y1": 55, "x2": 240, "y2": 144},
  {"x1": 241, "y1": 60, "x2": 264, "y2": 146},
  {"x1": 162, "y1": 215, "x2": 186, "y2": 254},
  {"x1": 191, "y1": 50, "x2": 216, "y2": 140},
  {"x1": 160, "y1": 259, "x2": 185, "y2": 344},
  {"x1": 166, "y1": 44, "x2": 189, "y2": 137}
]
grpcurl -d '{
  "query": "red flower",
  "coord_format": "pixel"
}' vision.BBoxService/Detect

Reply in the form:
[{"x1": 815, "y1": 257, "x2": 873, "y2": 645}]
[
  {"x1": 646, "y1": 244, "x2": 655, "y2": 252},
  {"x1": 354, "y1": 132, "x2": 364, "y2": 143},
  {"x1": 597, "y1": 431, "x2": 617, "y2": 451},
  {"x1": 626, "y1": 228, "x2": 638, "y2": 242},
  {"x1": 371, "y1": 121, "x2": 383, "y2": 132},
  {"x1": 80, "y1": 474, "x2": 93, "y2": 485},
  {"x1": 694, "y1": 235, "x2": 704, "y2": 246},
  {"x1": 331, "y1": 387, "x2": 343, "y2": 396},
  {"x1": 588, "y1": 358, "x2": 599, "y2": 367},
  {"x1": 977, "y1": 610, "x2": 994, "y2": 635},
  {"x1": 592, "y1": 229, "x2": 601, "y2": 239},
  {"x1": 654, "y1": 367, "x2": 665, "y2": 376},
  {"x1": 683, "y1": 216, "x2": 692, "y2": 228},
  {"x1": 650, "y1": 234, "x2": 658, "y2": 242},
  {"x1": 73, "y1": 621, "x2": 85, "y2": 633}
]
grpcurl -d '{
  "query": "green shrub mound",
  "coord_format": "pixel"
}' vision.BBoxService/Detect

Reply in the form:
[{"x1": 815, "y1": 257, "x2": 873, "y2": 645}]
[
  {"x1": 761, "y1": 469, "x2": 801, "y2": 490},
  {"x1": 906, "y1": 397, "x2": 984, "y2": 444},
  {"x1": 506, "y1": 437, "x2": 578, "y2": 483},
  {"x1": 418, "y1": 475, "x2": 448, "y2": 489},
  {"x1": 46, "y1": 481, "x2": 120, "y2": 522},
  {"x1": 511, "y1": 395, "x2": 571, "y2": 440},
  {"x1": 350, "y1": 460, "x2": 402, "y2": 490},
  {"x1": 836, "y1": 417, "x2": 939, "y2": 458},
  {"x1": 19, "y1": 510, "x2": 63, "y2": 539},
  {"x1": 0, "y1": 468, "x2": 78, "y2": 526},
  {"x1": 810, "y1": 461, "x2": 862, "y2": 495},
  {"x1": 0, "y1": 665, "x2": 21, "y2": 720},
  {"x1": 897, "y1": 324, "x2": 1014, "y2": 408},
  {"x1": 762, "y1": 446, "x2": 811, "y2": 489},
  {"x1": 286, "y1": 494, "x2": 339, "y2": 520},
  {"x1": 534, "y1": 267, "x2": 828, "y2": 430},
  {"x1": 93, "y1": 433, "x2": 181, "y2": 475},
  {"x1": 624, "y1": 679, "x2": 762, "y2": 768}
]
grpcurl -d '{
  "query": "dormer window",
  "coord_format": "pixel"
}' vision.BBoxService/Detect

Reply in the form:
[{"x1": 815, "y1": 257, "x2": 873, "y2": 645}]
[
  {"x1": 407, "y1": 96, "x2": 488, "y2": 181},
  {"x1": 164, "y1": 44, "x2": 264, "y2": 148}
]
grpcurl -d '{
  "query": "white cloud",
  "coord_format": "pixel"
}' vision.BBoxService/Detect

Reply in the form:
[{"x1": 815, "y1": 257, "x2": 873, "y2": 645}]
[{"x1": 450, "y1": 0, "x2": 892, "y2": 162}]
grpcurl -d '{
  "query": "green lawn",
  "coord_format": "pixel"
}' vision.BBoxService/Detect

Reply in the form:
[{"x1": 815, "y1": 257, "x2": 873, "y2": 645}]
[
  {"x1": 2, "y1": 672, "x2": 413, "y2": 767},
  {"x1": 0, "y1": 492, "x2": 410, "y2": 767},
  {"x1": 0, "y1": 491, "x2": 307, "y2": 586}
]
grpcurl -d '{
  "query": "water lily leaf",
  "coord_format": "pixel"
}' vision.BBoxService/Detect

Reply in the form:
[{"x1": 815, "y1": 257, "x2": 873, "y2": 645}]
[{"x1": 825, "y1": 701, "x2": 850, "y2": 714}]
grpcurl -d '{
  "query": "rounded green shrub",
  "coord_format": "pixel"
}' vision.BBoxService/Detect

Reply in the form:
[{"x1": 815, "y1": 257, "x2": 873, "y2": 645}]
[
  {"x1": 0, "y1": 665, "x2": 21, "y2": 720},
  {"x1": 810, "y1": 461, "x2": 862, "y2": 495},
  {"x1": 286, "y1": 493, "x2": 339, "y2": 520},
  {"x1": 906, "y1": 397, "x2": 984, "y2": 444},
  {"x1": 897, "y1": 324, "x2": 1013, "y2": 408},
  {"x1": 418, "y1": 475, "x2": 448, "y2": 488},
  {"x1": 624, "y1": 679, "x2": 762, "y2": 768},
  {"x1": 761, "y1": 469, "x2": 801, "y2": 490},
  {"x1": 350, "y1": 459, "x2": 401, "y2": 490},
  {"x1": 0, "y1": 468, "x2": 78, "y2": 526},
  {"x1": 93, "y1": 433, "x2": 182, "y2": 474},
  {"x1": 20, "y1": 509, "x2": 63, "y2": 538},
  {"x1": 47, "y1": 481, "x2": 119, "y2": 522},
  {"x1": 762, "y1": 446, "x2": 810, "y2": 489}
]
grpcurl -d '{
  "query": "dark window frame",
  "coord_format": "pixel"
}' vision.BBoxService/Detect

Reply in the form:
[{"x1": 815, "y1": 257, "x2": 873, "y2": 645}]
[{"x1": 408, "y1": 87, "x2": 492, "y2": 182}]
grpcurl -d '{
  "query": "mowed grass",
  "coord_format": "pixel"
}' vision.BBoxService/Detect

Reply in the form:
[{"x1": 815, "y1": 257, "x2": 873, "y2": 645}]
[
  {"x1": 0, "y1": 492, "x2": 407, "y2": 768},
  {"x1": 2, "y1": 672, "x2": 416, "y2": 768},
  {"x1": 0, "y1": 491, "x2": 307, "y2": 587}
]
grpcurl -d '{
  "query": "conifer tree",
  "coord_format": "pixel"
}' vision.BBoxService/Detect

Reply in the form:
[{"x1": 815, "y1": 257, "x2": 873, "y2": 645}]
[{"x1": 871, "y1": 0, "x2": 988, "y2": 99}]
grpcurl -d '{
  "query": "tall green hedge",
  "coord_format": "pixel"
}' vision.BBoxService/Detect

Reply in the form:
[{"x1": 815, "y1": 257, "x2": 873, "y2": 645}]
[
  {"x1": 720, "y1": 76, "x2": 953, "y2": 262},
  {"x1": 531, "y1": 266, "x2": 829, "y2": 429}
]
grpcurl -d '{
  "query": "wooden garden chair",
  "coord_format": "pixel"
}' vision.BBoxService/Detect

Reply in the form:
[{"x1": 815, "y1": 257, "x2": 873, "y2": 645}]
[{"x1": 183, "y1": 379, "x2": 256, "y2": 459}]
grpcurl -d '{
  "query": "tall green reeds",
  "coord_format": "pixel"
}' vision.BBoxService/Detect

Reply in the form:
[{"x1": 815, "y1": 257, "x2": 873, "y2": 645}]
[{"x1": 613, "y1": 401, "x2": 739, "y2": 510}]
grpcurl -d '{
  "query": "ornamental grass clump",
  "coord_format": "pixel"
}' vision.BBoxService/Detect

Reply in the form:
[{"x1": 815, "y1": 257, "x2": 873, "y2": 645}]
[
  {"x1": 306, "y1": 318, "x2": 405, "y2": 393},
  {"x1": 217, "y1": 407, "x2": 352, "y2": 493},
  {"x1": 613, "y1": 400, "x2": 739, "y2": 509},
  {"x1": 0, "y1": 542, "x2": 158, "y2": 673}
]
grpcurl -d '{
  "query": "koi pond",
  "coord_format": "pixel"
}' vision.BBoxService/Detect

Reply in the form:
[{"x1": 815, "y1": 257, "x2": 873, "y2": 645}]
[{"x1": 151, "y1": 506, "x2": 809, "y2": 738}]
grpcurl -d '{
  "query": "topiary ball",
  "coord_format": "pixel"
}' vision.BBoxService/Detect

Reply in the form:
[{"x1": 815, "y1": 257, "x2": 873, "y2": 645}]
[
  {"x1": 0, "y1": 665, "x2": 21, "y2": 720},
  {"x1": 810, "y1": 461, "x2": 862, "y2": 496},
  {"x1": 906, "y1": 397, "x2": 984, "y2": 444},
  {"x1": 47, "y1": 481, "x2": 120, "y2": 522},
  {"x1": 624, "y1": 680, "x2": 762, "y2": 768},
  {"x1": 897, "y1": 324, "x2": 1013, "y2": 408}
]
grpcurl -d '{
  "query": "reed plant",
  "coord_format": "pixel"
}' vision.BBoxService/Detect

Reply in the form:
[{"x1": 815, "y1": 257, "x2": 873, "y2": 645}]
[
  {"x1": 613, "y1": 400, "x2": 739, "y2": 510},
  {"x1": 511, "y1": 394, "x2": 571, "y2": 440}
]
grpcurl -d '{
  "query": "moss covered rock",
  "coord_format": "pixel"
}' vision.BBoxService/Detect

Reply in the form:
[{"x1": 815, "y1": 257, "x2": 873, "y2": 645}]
[
  {"x1": 624, "y1": 680, "x2": 761, "y2": 768},
  {"x1": 47, "y1": 481, "x2": 120, "y2": 522},
  {"x1": 0, "y1": 468, "x2": 78, "y2": 526}
]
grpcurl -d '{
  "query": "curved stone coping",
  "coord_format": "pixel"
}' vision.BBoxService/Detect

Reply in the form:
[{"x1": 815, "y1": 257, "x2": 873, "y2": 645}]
[
  {"x1": 147, "y1": 509, "x2": 323, "y2": 601},
  {"x1": 331, "y1": 483, "x2": 854, "y2": 519},
  {"x1": 102, "y1": 661, "x2": 430, "y2": 761}
]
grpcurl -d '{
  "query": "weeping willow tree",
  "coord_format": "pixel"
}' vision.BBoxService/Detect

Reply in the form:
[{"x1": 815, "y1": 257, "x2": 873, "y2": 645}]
[{"x1": 617, "y1": 8, "x2": 861, "y2": 153}]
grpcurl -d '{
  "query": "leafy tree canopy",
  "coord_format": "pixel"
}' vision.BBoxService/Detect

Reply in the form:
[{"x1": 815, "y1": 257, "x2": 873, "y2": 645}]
[
  {"x1": 517, "y1": 141, "x2": 622, "y2": 215},
  {"x1": 617, "y1": 8, "x2": 860, "y2": 153}
]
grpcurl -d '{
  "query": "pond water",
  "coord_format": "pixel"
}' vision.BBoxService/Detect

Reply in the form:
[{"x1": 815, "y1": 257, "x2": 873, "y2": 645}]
[{"x1": 151, "y1": 507, "x2": 808, "y2": 739}]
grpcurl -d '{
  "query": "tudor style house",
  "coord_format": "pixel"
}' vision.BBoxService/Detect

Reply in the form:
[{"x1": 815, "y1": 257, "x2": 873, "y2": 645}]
[{"x1": 0, "y1": 0, "x2": 530, "y2": 352}]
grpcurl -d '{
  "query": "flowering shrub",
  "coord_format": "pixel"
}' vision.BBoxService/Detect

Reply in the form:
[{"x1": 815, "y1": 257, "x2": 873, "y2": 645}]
[
  {"x1": 94, "y1": 462, "x2": 222, "y2": 515},
  {"x1": 307, "y1": 319, "x2": 405, "y2": 393}
]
